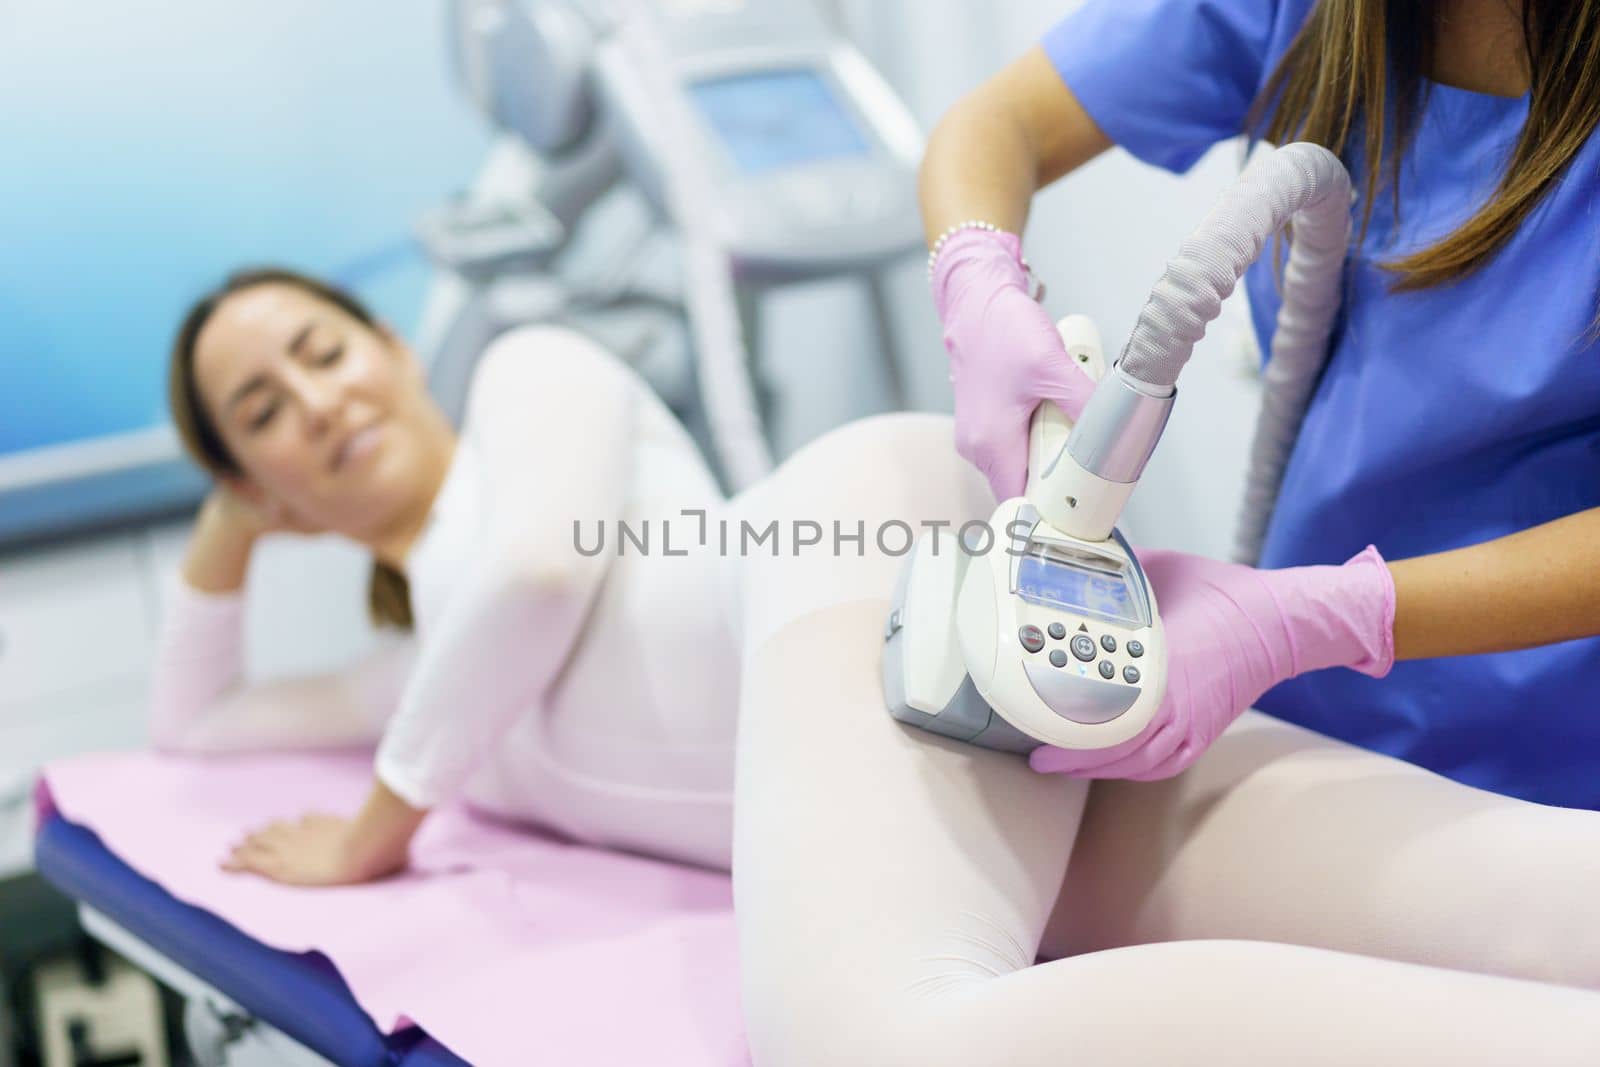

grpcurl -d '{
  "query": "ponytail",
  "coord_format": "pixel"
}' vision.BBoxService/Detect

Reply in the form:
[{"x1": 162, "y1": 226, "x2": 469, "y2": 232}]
[{"x1": 368, "y1": 560, "x2": 415, "y2": 630}]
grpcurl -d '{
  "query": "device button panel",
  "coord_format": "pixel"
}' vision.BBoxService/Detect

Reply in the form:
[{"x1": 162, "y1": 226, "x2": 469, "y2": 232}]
[{"x1": 1011, "y1": 605, "x2": 1150, "y2": 722}]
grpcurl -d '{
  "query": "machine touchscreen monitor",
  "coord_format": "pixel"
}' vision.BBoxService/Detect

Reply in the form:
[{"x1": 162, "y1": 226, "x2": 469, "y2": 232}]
[{"x1": 689, "y1": 69, "x2": 871, "y2": 175}]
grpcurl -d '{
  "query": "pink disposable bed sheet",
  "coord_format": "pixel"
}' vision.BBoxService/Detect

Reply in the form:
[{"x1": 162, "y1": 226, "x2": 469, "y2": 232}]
[{"x1": 39, "y1": 750, "x2": 749, "y2": 1066}]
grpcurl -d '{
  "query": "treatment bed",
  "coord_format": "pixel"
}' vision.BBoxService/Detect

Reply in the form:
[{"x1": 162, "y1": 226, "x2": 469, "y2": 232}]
[{"x1": 32, "y1": 750, "x2": 749, "y2": 1067}]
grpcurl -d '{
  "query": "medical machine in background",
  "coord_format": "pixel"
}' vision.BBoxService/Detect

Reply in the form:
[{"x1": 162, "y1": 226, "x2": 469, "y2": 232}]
[
  {"x1": 885, "y1": 142, "x2": 1354, "y2": 753},
  {"x1": 422, "y1": 0, "x2": 925, "y2": 489}
]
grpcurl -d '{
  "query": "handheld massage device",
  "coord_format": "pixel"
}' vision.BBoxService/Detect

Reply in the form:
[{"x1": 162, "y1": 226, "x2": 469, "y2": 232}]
[
  {"x1": 882, "y1": 143, "x2": 1357, "y2": 754},
  {"x1": 883, "y1": 315, "x2": 1166, "y2": 753}
]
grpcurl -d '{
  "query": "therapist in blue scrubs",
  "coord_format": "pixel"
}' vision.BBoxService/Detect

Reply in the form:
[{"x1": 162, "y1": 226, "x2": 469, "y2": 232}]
[{"x1": 922, "y1": 0, "x2": 1600, "y2": 810}]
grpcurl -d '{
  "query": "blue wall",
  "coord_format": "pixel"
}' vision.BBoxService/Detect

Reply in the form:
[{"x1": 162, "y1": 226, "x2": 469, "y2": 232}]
[{"x1": 0, "y1": 2, "x2": 489, "y2": 456}]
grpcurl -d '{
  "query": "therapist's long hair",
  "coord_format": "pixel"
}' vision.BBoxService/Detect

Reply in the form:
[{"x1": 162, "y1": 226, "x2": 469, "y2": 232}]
[
  {"x1": 169, "y1": 268, "x2": 415, "y2": 631},
  {"x1": 1249, "y1": 0, "x2": 1600, "y2": 294}
]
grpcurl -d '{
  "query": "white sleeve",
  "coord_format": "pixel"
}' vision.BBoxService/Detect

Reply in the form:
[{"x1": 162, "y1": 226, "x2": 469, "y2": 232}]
[
  {"x1": 149, "y1": 577, "x2": 414, "y2": 755},
  {"x1": 374, "y1": 326, "x2": 637, "y2": 808}
]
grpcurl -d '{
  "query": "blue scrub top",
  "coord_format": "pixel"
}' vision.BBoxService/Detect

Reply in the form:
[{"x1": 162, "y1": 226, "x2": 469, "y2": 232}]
[{"x1": 1043, "y1": 0, "x2": 1600, "y2": 809}]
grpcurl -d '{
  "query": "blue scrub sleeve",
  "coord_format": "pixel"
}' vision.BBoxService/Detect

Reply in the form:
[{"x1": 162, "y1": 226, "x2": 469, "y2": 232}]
[{"x1": 1041, "y1": 0, "x2": 1309, "y2": 173}]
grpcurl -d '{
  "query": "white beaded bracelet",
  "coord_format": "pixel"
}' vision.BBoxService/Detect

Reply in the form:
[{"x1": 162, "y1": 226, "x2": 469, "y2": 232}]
[{"x1": 925, "y1": 219, "x2": 1044, "y2": 300}]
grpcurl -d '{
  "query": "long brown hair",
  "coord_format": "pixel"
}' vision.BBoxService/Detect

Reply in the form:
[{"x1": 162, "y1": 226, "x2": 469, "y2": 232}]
[
  {"x1": 1248, "y1": 0, "x2": 1600, "y2": 293},
  {"x1": 169, "y1": 267, "x2": 415, "y2": 630}
]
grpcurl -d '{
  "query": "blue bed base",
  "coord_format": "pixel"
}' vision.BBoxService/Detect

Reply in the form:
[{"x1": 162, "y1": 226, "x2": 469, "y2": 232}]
[{"x1": 34, "y1": 814, "x2": 471, "y2": 1067}]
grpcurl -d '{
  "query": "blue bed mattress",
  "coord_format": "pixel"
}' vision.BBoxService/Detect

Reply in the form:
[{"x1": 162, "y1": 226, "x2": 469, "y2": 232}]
[{"x1": 34, "y1": 814, "x2": 470, "y2": 1067}]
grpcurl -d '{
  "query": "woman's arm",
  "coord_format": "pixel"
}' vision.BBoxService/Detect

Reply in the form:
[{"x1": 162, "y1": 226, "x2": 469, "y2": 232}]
[
  {"x1": 222, "y1": 519, "x2": 590, "y2": 887},
  {"x1": 1035, "y1": 507, "x2": 1600, "y2": 781},
  {"x1": 373, "y1": 327, "x2": 637, "y2": 810},
  {"x1": 150, "y1": 581, "x2": 411, "y2": 754},
  {"x1": 153, "y1": 492, "x2": 411, "y2": 755},
  {"x1": 918, "y1": 46, "x2": 1114, "y2": 500},
  {"x1": 1390, "y1": 507, "x2": 1600, "y2": 659},
  {"x1": 919, "y1": 45, "x2": 1112, "y2": 242}
]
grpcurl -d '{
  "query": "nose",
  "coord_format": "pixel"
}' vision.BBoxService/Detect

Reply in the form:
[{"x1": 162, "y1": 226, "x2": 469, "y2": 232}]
[{"x1": 293, "y1": 371, "x2": 340, "y2": 437}]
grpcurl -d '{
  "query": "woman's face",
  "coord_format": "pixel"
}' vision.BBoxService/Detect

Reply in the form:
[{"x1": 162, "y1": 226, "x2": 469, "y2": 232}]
[{"x1": 192, "y1": 282, "x2": 446, "y2": 541}]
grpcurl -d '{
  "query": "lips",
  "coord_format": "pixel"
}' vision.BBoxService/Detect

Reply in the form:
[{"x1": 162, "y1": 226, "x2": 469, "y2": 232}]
[{"x1": 331, "y1": 423, "x2": 383, "y2": 473}]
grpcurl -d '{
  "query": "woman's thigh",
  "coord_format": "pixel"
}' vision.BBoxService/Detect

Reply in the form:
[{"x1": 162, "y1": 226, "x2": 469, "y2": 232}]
[
  {"x1": 734, "y1": 603, "x2": 1090, "y2": 1063},
  {"x1": 1044, "y1": 710, "x2": 1600, "y2": 989},
  {"x1": 730, "y1": 414, "x2": 1090, "y2": 1059}
]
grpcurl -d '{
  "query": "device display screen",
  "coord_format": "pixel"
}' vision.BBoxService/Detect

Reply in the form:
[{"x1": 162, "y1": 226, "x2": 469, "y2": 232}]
[
  {"x1": 1016, "y1": 553, "x2": 1141, "y2": 626},
  {"x1": 688, "y1": 69, "x2": 871, "y2": 175}
]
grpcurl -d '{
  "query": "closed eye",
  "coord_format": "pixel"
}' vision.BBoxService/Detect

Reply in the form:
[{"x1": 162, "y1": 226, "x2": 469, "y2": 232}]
[
  {"x1": 316, "y1": 343, "x2": 344, "y2": 366},
  {"x1": 248, "y1": 398, "x2": 281, "y2": 431}
]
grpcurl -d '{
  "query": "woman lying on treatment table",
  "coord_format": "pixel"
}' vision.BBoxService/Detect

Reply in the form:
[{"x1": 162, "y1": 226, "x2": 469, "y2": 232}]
[
  {"x1": 160, "y1": 268, "x2": 740, "y2": 872},
  {"x1": 156, "y1": 268, "x2": 1600, "y2": 1064}
]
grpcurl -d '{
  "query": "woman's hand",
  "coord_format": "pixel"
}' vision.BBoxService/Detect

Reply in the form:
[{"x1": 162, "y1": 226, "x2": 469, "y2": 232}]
[
  {"x1": 222, "y1": 813, "x2": 394, "y2": 886},
  {"x1": 1029, "y1": 545, "x2": 1396, "y2": 780},
  {"x1": 221, "y1": 779, "x2": 425, "y2": 887},
  {"x1": 204, "y1": 484, "x2": 276, "y2": 540},
  {"x1": 182, "y1": 486, "x2": 323, "y2": 594},
  {"x1": 931, "y1": 228, "x2": 1097, "y2": 502}
]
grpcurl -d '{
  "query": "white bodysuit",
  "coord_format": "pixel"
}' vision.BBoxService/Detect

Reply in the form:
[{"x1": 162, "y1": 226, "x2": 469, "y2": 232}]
[{"x1": 150, "y1": 326, "x2": 741, "y2": 869}]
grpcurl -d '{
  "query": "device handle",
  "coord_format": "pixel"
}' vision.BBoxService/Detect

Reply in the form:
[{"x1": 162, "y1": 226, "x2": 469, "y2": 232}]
[{"x1": 1026, "y1": 315, "x2": 1106, "y2": 500}]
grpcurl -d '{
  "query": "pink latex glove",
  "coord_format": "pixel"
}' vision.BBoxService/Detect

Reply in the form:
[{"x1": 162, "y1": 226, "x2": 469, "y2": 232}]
[
  {"x1": 1029, "y1": 545, "x2": 1396, "y2": 780},
  {"x1": 931, "y1": 228, "x2": 1098, "y2": 502}
]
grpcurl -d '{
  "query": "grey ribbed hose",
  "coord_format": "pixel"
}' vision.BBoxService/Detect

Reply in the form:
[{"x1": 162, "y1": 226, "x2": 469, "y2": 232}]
[
  {"x1": 1231, "y1": 147, "x2": 1353, "y2": 564},
  {"x1": 1119, "y1": 142, "x2": 1351, "y2": 392},
  {"x1": 1086, "y1": 142, "x2": 1350, "y2": 563}
]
